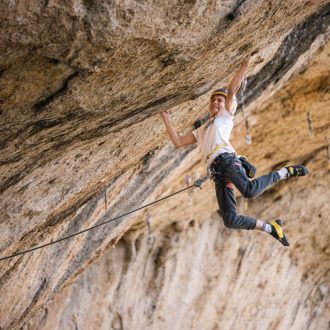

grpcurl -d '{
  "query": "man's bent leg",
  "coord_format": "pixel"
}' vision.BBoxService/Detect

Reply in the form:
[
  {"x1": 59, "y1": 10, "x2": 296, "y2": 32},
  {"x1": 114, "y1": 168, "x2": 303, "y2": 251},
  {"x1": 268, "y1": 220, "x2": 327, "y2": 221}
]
[
  {"x1": 215, "y1": 180, "x2": 256, "y2": 230},
  {"x1": 214, "y1": 179, "x2": 290, "y2": 244},
  {"x1": 222, "y1": 155, "x2": 280, "y2": 199}
]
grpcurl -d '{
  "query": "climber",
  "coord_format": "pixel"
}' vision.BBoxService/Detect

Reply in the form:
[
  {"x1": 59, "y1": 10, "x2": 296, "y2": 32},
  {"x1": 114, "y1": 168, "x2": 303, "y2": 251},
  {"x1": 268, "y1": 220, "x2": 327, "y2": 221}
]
[{"x1": 160, "y1": 57, "x2": 309, "y2": 246}]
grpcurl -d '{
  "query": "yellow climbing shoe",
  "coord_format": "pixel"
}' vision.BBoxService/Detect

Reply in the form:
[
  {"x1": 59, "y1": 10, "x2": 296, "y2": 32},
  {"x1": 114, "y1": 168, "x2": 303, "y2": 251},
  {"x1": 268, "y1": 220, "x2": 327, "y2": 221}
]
[
  {"x1": 285, "y1": 165, "x2": 309, "y2": 178},
  {"x1": 269, "y1": 219, "x2": 290, "y2": 246}
]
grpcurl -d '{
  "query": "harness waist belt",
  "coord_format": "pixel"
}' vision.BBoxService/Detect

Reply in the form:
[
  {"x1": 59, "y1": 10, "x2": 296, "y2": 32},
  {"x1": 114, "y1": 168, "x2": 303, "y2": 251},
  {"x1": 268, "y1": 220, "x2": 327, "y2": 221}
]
[{"x1": 207, "y1": 144, "x2": 227, "y2": 160}]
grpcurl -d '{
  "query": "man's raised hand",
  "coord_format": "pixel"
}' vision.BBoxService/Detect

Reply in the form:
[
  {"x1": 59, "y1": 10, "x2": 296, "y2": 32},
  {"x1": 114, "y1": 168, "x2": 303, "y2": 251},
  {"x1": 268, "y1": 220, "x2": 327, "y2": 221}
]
[{"x1": 160, "y1": 111, "x2": 171, "y2": 121}]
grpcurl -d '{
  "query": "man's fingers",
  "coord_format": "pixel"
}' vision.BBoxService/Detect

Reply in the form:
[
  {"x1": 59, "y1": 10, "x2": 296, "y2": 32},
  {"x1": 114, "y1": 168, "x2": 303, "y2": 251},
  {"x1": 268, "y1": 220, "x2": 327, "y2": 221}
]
[{"x1": 160, "y1": 111, "x2": 171, "y2": 120}]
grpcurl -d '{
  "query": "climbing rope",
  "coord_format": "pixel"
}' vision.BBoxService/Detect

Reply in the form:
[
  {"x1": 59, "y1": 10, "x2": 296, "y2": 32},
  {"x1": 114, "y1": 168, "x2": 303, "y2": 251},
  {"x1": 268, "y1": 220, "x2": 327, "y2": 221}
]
[
  {"x1": 0, "y1": 176, "x2": 209, "y2": 262},
  {"x1": 240, "y1": 76, "x2": 252, "y2": 145}
]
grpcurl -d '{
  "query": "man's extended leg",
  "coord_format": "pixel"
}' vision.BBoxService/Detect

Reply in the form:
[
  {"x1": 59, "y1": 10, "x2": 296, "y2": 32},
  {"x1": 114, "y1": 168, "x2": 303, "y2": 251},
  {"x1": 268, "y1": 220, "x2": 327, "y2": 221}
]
[
  {"x1": 223, "y1": 155, "x2": 280, "y2": 198},
  {"x1": 219, "y1": 153, "x2": 307, "y2": 199}
]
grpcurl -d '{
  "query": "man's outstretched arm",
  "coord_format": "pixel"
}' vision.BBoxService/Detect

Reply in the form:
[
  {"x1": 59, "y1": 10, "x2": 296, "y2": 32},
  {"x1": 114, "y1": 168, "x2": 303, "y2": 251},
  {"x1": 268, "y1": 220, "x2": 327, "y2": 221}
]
[
  {"x1": 160, "y1": 111, "x2": 197, "y2": 148},
  {"x1": 226, "y1": 58, "x2": 250, "y2": 114}
]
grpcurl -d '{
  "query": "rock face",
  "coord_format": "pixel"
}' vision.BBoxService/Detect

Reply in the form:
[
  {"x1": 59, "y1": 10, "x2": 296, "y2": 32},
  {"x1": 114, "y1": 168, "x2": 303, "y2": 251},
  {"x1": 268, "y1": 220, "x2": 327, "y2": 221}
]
[{"x1": 0, "y1": 1, "x2": 329, "y2": 329}]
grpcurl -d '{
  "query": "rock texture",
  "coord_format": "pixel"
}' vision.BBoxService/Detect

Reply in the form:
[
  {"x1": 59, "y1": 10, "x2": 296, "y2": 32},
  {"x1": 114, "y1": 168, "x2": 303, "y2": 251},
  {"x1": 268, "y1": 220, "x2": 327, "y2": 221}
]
[{"x1": 0, "y1": 1, "x2": 330, "y2": 329}]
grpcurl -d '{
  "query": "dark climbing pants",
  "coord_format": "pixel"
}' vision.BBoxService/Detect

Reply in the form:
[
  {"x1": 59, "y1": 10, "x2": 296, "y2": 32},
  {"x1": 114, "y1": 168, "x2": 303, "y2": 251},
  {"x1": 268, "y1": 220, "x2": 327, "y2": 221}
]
[{"x1": 210, "y1": 153, "x2": 281, "y2": 230}]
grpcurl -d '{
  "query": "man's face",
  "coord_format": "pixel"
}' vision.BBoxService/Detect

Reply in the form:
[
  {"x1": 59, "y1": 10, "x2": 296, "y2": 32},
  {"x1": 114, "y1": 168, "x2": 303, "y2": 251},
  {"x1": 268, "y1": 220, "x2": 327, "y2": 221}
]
[{"x1": 210, "y1": 95, "x2": 226, "y2": 115}]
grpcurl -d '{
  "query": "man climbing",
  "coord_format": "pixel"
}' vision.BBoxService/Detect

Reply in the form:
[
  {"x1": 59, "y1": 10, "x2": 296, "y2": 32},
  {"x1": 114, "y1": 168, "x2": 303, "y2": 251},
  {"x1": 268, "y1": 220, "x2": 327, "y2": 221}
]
[{"x1": 160, "y1": 58, "x2": 308, "y2": 246}]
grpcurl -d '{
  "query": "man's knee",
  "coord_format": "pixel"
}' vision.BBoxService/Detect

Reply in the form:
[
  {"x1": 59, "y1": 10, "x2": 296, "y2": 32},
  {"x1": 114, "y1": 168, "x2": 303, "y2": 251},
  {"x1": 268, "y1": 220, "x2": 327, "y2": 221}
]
[
  {"x1": 222, "y1": 212, "x2": 238, "y2": 229},
  {"x1": 242, "y1": 183, "x2": 258, "y2": 199},
  {"x1": 242, "y1": 190, "x2": 255, "y2": 199}
]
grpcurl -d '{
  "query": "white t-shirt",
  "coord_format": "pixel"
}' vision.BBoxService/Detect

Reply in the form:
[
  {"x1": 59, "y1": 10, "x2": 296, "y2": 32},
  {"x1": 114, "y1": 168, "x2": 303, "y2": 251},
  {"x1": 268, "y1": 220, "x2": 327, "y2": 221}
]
[{"x1": 192, "y1": 107, "x2": 237, "y2": 164}]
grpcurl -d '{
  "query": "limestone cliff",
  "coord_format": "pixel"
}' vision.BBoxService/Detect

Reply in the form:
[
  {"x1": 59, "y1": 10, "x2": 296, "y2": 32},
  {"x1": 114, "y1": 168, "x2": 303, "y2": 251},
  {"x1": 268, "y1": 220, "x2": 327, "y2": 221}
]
[{"x1": 0, "y1": 1, "x2": 329, "y2": 329}]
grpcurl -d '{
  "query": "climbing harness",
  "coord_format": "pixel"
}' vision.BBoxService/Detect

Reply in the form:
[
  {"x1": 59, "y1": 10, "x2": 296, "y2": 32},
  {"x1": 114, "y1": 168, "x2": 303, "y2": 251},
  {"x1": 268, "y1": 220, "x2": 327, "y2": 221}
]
[
  {"x1": 207, "y1": 154, "x2": 256, "y2": 181},
  {"x1": 0, "y1": 176, "x2": 209, "y2": 262},
  {"x1": 207, "y1": 144, "x2": 227, "y2": 160}
]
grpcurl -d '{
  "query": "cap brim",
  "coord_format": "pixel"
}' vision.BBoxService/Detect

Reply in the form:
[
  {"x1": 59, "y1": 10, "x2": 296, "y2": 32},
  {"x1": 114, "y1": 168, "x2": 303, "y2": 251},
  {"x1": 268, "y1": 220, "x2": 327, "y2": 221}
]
[{"x1": 211, "y1": 92, "x2": 227, "y2": 98}]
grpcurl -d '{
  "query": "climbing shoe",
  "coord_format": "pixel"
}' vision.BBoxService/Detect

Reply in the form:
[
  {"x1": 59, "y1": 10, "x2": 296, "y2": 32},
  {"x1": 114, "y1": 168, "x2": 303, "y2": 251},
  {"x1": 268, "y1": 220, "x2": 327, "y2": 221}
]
[
  {"x1": 285, "y1": 165, "x2": 309, "y2": 178},
  {"x1": 269, "y1": 219, "x2": 290, "y2": 246}
]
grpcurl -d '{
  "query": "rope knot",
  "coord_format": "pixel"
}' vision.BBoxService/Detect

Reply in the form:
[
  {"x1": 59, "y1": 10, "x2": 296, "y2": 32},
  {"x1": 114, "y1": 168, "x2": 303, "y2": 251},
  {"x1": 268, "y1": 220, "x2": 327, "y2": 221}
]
[{"x1": 194, "y1": 176, "x2": 209, "y2": 189}]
